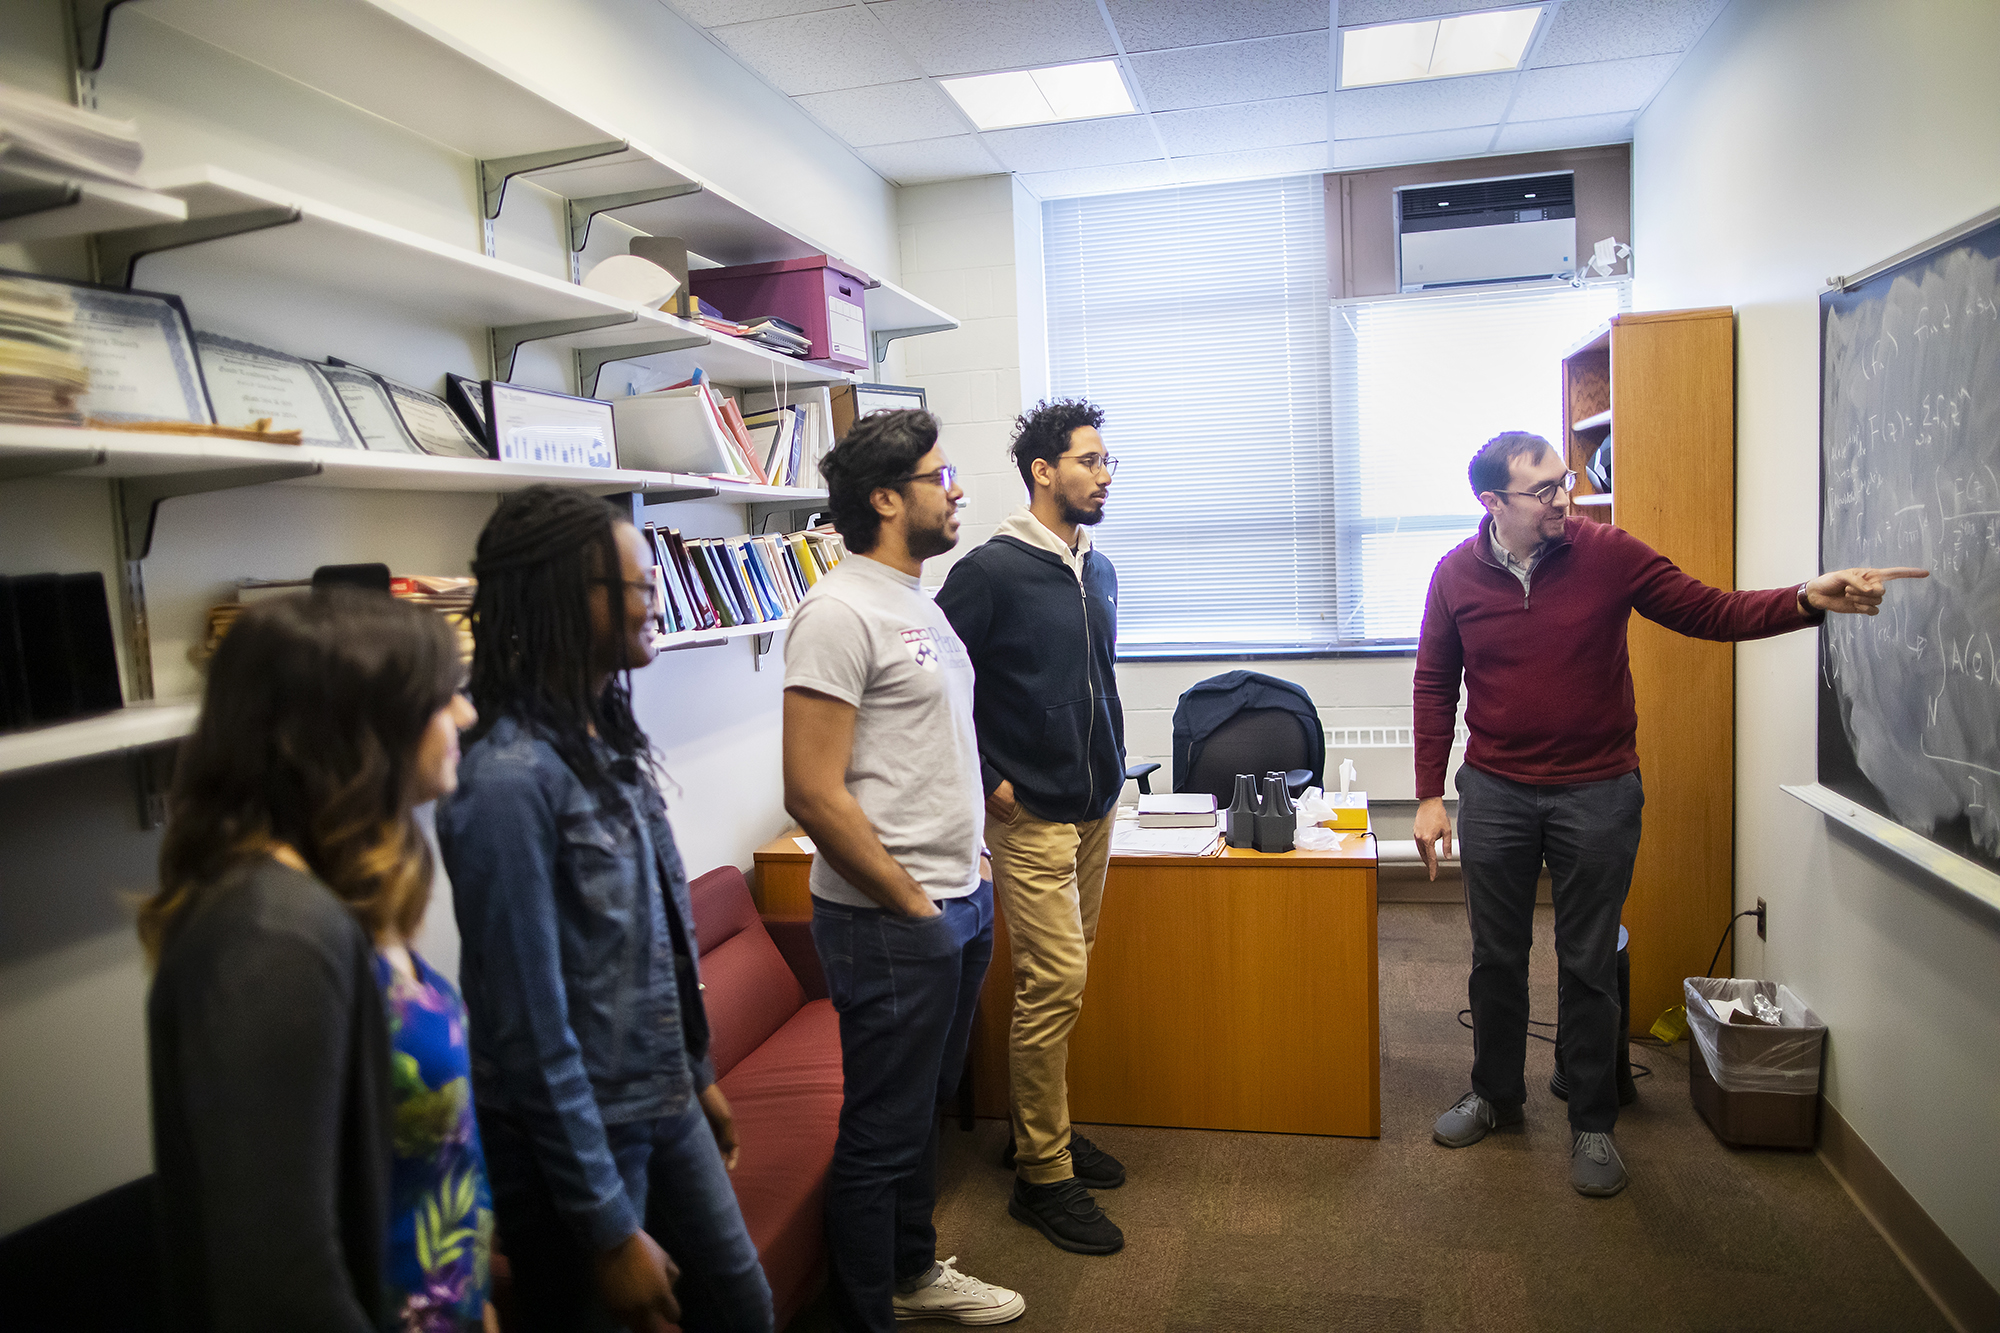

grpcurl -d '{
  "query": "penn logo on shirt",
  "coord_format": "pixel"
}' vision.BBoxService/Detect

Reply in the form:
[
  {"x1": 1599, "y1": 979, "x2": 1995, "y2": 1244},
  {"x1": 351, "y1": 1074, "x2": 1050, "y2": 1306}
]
[{"x1": 899, "y1": 627, "x2": 941, "y2": 671}]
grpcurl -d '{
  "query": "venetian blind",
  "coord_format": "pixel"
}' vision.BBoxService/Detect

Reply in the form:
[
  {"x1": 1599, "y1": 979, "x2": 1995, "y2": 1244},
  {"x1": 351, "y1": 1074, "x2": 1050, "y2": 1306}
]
[
  {"x1": 1043, "y1": 175, "x2": 1335, "y2": 655},
  {"x1": 1328, "y1": 279, "x2": 1630, "y2": 643}
]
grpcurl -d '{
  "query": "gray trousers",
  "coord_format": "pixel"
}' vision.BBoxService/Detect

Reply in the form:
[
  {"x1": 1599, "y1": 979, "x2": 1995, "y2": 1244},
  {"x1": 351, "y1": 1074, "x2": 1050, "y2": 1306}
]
[{"x1": 1455, "y1": 764, "x2": 1644, "y2": 1134}]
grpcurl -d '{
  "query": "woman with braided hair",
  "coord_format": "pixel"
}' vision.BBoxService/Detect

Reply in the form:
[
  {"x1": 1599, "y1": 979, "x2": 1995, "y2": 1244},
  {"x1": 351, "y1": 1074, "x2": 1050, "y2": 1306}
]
[{"x1": 438, "y1": 486, "x2": 772, "y2": 1333}]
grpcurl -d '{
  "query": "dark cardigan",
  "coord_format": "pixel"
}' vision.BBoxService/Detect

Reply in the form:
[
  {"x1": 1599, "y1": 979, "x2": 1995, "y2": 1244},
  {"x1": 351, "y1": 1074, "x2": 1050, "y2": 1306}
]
[{"x1": 147, "y1": 858, "x2": 392, "y2": 1333}]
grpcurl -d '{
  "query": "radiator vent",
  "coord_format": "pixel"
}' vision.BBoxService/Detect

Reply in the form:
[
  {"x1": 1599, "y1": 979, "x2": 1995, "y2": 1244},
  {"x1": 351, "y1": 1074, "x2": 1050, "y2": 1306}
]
[{"x1": 1325, "y1": 725, "x2": 1468, "y2": 748}]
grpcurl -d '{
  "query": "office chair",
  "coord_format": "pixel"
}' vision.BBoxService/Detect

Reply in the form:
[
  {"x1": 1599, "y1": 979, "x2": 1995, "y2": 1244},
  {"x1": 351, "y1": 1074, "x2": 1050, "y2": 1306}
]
[
  {"x1": 1180, "y1": 709, "x2": 1316, "y2": 809},
  {"x1": 1126, "y1": 761, "x2": 1161, "y2": 794}
]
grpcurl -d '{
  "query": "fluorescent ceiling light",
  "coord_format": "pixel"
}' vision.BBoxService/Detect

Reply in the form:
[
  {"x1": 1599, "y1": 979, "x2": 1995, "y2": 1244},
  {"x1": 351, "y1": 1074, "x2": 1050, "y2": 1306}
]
[
  {"x1": 1341, "y1": 7, "x2": 1542, "y2": 88},
  {"x1": 941, "y1": 60, "x2": 1135, "y2": 130}
]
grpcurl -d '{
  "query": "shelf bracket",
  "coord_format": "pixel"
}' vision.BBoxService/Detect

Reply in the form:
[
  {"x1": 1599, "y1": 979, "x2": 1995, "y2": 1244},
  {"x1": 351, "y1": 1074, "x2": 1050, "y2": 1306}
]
[
  {"x1": 566, "y1": 182, "x2": 703, "y2": 256},
  {"x1": 93, "y1": 205, "x2": 301, "y2": 288},
  {"x1": 117, "y1": 463, "x2": 321, "y2": 560},
  {"x1": 0, "y1": 444, "x2": 103, "y2": 481},
  {"x1": 871, "y1": 321, "x2": 956, "y2": 367},
  {"x1": 477, "y1": 140, "x2": 626, "y2": 256},
  {"x1": 487, "y1": 313, "x2": 634, "y2": 381},
  {"x1": 129, "y1": 742, "x2": 177, "y2": 831},
  {"x1": 751, "y1": 632, "x2": 774, "y2": 670},
  {"x1": 66, "y1": 0, "x2": 136, "y2": 106},
  {"x1": 575, "y1": 334, "x2": 707, "y2": 398}
]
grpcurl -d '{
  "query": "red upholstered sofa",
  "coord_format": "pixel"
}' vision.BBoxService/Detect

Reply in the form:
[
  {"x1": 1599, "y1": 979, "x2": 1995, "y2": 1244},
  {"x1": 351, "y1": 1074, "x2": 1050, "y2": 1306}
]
[
  {"x1": 491, "y1": 866, "x2": 842, "y2": 1331},
  {"x1": 685, "y1": 864, "x2": 843, "y2": 1329}
]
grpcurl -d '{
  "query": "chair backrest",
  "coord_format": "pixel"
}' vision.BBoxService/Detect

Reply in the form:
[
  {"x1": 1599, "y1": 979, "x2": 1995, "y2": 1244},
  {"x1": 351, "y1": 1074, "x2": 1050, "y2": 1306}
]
[
  {"x1": 1171, "y1": 670, "x2": 1325, "y2": 796},
  {"x1": 1181, "y1": 708, "x2": 1313, "y2": 808},
  {"x1": 688, "y1": 866, "x2": 806, "y2": 1080}
]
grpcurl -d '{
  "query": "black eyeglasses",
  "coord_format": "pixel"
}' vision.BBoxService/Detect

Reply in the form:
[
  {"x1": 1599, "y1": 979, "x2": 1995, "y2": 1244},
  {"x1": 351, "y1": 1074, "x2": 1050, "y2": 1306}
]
[
  {"x1": 1492, "y1": 471, "x2": 1575, "y2": 506},
  {"x1": 1058, "y1": 451, "x2": 1118, "y2": 478},
  {"x1": 597, "y1": 575, "x2": 662, "y2": 607},
  {"x1": 899, "y1": 465, "x2": 959, "y2": 490}
]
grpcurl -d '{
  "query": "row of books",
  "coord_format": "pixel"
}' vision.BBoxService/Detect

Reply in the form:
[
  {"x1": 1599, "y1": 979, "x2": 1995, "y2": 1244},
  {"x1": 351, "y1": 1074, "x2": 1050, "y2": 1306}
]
[
  {"x1": 641, "y1": 522, "x2": 846, "y2": 635},
  {"x1": 203, "y1": 575, "x2": 474, "y2": 662}
]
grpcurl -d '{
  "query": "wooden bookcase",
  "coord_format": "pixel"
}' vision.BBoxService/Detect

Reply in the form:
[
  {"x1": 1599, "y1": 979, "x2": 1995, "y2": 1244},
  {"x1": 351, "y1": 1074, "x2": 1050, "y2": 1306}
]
[{"x1": 1559, "y1": 306, "x2": 1737, "y2": 1034}]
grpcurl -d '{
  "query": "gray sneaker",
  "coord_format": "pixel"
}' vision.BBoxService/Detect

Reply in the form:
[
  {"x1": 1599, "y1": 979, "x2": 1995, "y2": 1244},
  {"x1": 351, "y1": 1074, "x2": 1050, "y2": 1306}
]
[
  {"x1": 1570, "y1": 1130, "x2": 1628, "y2": 1196},
  {"x1": 1432, "y1": 1091, "x2": 1523, "y2": 1148}
]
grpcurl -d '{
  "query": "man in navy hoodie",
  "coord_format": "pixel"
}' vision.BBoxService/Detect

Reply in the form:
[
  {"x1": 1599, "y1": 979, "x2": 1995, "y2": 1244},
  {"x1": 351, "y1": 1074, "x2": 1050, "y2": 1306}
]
[
  {"x1": 1413, "y1": 431, "x2": 1925, "y2": 1199},
  {"x1": 936, "y1": 399, "x2": 1128, "y2": 1256}
]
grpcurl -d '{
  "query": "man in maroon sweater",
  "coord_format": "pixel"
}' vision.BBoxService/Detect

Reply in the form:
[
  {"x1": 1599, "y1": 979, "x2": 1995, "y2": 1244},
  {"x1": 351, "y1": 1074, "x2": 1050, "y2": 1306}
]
[{"x1": 1412, "y1": 431, "x2": 1923, "y2": 1198}]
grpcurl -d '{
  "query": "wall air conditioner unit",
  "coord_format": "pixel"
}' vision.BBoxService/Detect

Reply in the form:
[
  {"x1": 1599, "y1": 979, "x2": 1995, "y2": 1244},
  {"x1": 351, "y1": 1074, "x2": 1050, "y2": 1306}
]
[{"x1": 1396, "y1": 172, "x2": 1576, "y2": 292}]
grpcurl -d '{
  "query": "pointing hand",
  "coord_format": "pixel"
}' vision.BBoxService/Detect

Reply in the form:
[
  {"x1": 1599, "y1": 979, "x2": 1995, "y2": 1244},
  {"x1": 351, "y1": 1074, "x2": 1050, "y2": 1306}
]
[{"x1": 1804, "y1": 567, "x2": 1928, "y2": 615}]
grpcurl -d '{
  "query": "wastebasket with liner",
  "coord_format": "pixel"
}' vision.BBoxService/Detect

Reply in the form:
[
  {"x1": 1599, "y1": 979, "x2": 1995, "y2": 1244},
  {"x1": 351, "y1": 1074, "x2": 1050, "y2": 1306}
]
[{"x1": 1683, "y1": 977, "x2": 1827, "y2": 1149}]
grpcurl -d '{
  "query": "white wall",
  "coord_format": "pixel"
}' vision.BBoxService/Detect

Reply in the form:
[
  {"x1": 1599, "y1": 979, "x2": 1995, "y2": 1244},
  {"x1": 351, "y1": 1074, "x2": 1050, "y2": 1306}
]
[
  {"x1": 0, "y1": 0, "x2": 896, "y2": 1235},
  {"x1": 1633, "y1": 0, "x2": 2000, "y2": 1287}
]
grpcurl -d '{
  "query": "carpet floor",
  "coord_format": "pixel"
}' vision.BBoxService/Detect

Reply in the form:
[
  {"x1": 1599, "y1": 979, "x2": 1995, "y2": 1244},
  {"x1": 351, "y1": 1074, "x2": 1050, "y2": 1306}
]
[{"x1": 788, "y1": 903, "x2": 1946, "y2": 1333}]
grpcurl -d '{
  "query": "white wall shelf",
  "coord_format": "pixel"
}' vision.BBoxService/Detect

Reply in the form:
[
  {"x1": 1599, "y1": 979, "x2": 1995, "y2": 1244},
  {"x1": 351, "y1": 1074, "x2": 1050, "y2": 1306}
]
[
  {"x1": 0, "y1": 699, "x2": 199, "y2": 778},
  {"x1": 102, "y1": 0, "x2": 960, "y2": 360},
  {"x1": 653, "y1": 619, "x2": 793, "y2": 655},
  {"x1": 0, "y1": 163, "x2": 186, "y2": 243}
]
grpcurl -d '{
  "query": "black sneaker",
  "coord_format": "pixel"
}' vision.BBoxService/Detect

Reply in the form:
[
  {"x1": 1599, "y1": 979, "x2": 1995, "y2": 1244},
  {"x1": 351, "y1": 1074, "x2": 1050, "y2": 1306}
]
[
  {"x1": 1001, "y1": 1132, "x2": 1125, "y2": 1190},
  {"x1": 1008, "y1": 1177, "x2": 1124, "y2": 1255}
]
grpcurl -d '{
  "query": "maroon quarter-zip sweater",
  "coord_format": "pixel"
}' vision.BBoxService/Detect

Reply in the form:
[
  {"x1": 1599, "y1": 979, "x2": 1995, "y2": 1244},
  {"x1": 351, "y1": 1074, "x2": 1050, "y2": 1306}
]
[{"x1": 1412, "y1": 516, "x2": 1818, "y2": 799}]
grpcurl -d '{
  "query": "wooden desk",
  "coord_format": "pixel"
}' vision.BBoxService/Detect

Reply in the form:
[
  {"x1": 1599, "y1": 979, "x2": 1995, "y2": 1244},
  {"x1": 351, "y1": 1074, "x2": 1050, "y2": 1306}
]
[{"x1": 752, "y1": 826, "x2": 1380, "y2": 1139}]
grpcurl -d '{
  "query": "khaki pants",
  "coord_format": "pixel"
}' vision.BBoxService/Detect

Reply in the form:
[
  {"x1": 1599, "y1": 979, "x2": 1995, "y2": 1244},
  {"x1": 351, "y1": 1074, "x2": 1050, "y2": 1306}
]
[{"x1": 984, "y1": 805, "x2": 1115, "y2": 1185}]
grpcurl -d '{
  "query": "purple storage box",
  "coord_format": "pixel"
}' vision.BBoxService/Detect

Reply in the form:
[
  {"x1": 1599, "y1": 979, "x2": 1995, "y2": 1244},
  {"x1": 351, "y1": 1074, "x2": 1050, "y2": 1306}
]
[{"x1": 688, "y1": 255, "x2": 872, "y2": 370}]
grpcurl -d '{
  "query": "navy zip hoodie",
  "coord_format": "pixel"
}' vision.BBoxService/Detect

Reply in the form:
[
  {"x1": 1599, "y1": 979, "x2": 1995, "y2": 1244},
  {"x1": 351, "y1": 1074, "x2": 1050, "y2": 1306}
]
[{"x1": 936, "y1": 509, "x2": 1126, "y2": 824}]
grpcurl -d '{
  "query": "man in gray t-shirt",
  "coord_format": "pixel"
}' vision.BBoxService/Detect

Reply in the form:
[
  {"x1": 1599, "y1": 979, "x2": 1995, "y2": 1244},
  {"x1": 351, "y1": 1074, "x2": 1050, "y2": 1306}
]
[{"x1": 782, "y1": 409, "x2": 1024, "y2": 1332}]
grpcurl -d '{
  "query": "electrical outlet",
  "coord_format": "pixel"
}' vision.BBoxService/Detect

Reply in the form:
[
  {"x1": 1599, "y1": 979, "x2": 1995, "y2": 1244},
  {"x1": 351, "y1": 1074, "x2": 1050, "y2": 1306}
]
[{"x1": 1756, "y1": 897, "x2": 1767, "y2": 940}]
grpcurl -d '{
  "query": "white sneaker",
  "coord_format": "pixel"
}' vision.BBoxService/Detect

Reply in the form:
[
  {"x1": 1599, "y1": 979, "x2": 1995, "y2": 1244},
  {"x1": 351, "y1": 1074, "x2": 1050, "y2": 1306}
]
[{"x1": 892, "y1": 1256, "x2": 1027, "y2": 1325}]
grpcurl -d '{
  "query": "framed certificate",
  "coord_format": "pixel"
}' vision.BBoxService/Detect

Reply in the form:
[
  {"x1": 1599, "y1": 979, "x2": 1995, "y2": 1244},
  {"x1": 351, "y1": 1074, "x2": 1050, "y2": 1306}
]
[
  {"x1": 1, "y1": 269, "x2": 214, "y2": 424},
  {"x1": 445, "y1": 373, "x2": 489, "y2": 447},
  {"x1": 318, "y1": 362, "x2": 421, "y2": 453},
  {"x1": 195, "y1": 333, "x2": 361, "y2": 449},
  {"x1": 484, "y1": 381, "x2": 617, "y2": 470},
  {"x1": 379, "y1": 375, "x2": 488, "y2": 460}
]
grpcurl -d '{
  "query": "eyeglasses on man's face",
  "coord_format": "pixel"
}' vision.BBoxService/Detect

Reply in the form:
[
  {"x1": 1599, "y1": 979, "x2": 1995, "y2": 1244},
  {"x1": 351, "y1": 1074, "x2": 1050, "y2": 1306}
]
[
  {"x1": 1493, "y1": 471, "x2": 1575, "y2": 507},
  {"x1": 900, "y1": 464, "x2": 959, "y2": 491},
  {"x1": 1059, "y1": 451, "x2": 1118, "y2": 478},
  {"x1": 599, "y1": 575, "x2": 663, "y2": 607}
]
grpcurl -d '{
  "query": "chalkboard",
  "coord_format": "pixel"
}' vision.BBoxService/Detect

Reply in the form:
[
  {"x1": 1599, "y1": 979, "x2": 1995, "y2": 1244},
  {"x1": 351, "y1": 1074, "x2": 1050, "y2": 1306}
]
[{"x1": 1819, "y1": 211, "x2": 2000, "y2": 879}]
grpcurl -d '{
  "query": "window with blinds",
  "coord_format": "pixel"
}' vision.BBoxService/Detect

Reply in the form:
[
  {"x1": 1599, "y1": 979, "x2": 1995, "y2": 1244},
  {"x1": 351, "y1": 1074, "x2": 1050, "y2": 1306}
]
[
  {"x1": 1328, "y1": 280, "x2": 1628, "y2": 642},
  {"x1": 1044, "y1": 175, "x2": 1334, "y2": 656},
  {"x1": 1044, "y1": 175, "x2": 1628, "y2": 655}
]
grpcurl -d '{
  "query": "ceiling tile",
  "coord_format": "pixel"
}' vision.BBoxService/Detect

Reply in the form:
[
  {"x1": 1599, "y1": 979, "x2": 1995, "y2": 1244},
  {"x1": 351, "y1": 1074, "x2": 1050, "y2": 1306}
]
[
  {"x1": 1104, "y1": 0, "x2": 1327, "y2": 54},
  {"x1": 855, "y1": 135, "x2": 1007, "y2": 184},
  {"x1": 667, "y1": 0, "x2": 852, "y2": 25},
  {"x1": 1489, "y1": 111, "x2": 1634, "y2": 154},
  {"x1": 1330, "y1": 125, "x2": 1496, "y2": 170},
  {"x1": 1337, "y1": 0, "x2": 1514, "y2": 26},
  {"x1": 1530, "y1": 0, "x2": 1726, "y2": 67},
  {"x1": 1171, "y1": 142, "x2": 1330, "y2": 184},
  {"x1": 1153, "y1": 95, "x2": 1327, "y2": 157},
  {"x1": 795, "y1": 80, "x2": 971, "y2": 146},
  {"x1": 981, "y1": 115, "x2": 1160, "y2": 172},
  {"x1": 1127, "y1": 33, "x2": 1329, "y2": 112},
  {"x1": 1019, "y1": 158, "x2": 1180, "y2": 199},
  {"x1": 862, "y1": 0, "x2": 1114, "y2": 77},
  {"x1": 712, "y1": 8, "x2": 923, "y2": 94},
  {"x1": 1332, "y1": 71, "x2": 1513, "y2": 138},
  {"x1": 1508, "y1": 53, "x2": 1679, "y2": 120}
]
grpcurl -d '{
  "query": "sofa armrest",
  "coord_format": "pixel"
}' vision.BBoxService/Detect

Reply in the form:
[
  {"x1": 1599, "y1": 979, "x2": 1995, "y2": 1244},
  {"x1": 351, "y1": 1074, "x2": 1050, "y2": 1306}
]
[{"x1": 762, "y1": 916, "x2": 828, "y2": 1001}]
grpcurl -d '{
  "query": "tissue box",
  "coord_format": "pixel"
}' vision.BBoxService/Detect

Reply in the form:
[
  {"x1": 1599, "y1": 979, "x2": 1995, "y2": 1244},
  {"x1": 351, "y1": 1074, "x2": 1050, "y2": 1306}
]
[{"x1": 1321, "y1": 792, "x2": 1369, "y2": 830}]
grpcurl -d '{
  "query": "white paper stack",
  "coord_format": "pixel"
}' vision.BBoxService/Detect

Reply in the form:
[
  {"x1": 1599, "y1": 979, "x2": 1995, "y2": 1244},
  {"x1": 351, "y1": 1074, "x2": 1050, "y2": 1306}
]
[
  {"x1": 0, "y1": 82, "x2": 146, "y2": 188},
  {"x1": 1136, "y1": 793, "x2": 1219, "y2": 827}
]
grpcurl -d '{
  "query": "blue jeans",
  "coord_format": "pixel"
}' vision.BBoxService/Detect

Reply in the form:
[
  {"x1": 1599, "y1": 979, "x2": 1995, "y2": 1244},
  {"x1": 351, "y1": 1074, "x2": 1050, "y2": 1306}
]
[
  {"x1": 811, "y1": 884, "x2": 994, "y2": 1333},
  {"x1": 480, "y1": 1099, "x2": 774, "y2": 1332},
  {"x1": 1455, "y1": 765, "x2": 1644, "y2": 1135}
]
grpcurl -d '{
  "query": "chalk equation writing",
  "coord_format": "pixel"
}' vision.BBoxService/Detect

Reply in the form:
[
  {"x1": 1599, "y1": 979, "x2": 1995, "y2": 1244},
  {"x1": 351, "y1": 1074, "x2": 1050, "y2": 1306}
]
[{"x1": 1822, "y1": 229, "x2": 2000, "y2": 860}]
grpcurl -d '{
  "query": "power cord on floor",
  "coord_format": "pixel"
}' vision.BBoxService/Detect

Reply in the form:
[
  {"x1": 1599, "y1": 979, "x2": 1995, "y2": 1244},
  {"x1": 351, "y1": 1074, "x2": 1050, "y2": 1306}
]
[{"x1": 1455, "y1": 1008, "x2": 1653, "y2": 1080}]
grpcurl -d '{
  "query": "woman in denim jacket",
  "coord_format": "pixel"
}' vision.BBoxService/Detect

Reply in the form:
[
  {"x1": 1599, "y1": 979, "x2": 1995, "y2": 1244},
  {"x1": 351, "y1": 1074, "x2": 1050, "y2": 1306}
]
[{"x1": 438, "y1": 487, "x2": 772, "y2": 1333}]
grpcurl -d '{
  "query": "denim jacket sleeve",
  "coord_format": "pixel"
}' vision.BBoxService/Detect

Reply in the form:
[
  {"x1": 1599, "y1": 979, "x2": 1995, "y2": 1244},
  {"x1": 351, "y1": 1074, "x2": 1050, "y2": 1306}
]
[{"x1": 441, "y1": 757, "x2": 641, "y2": 1254}]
